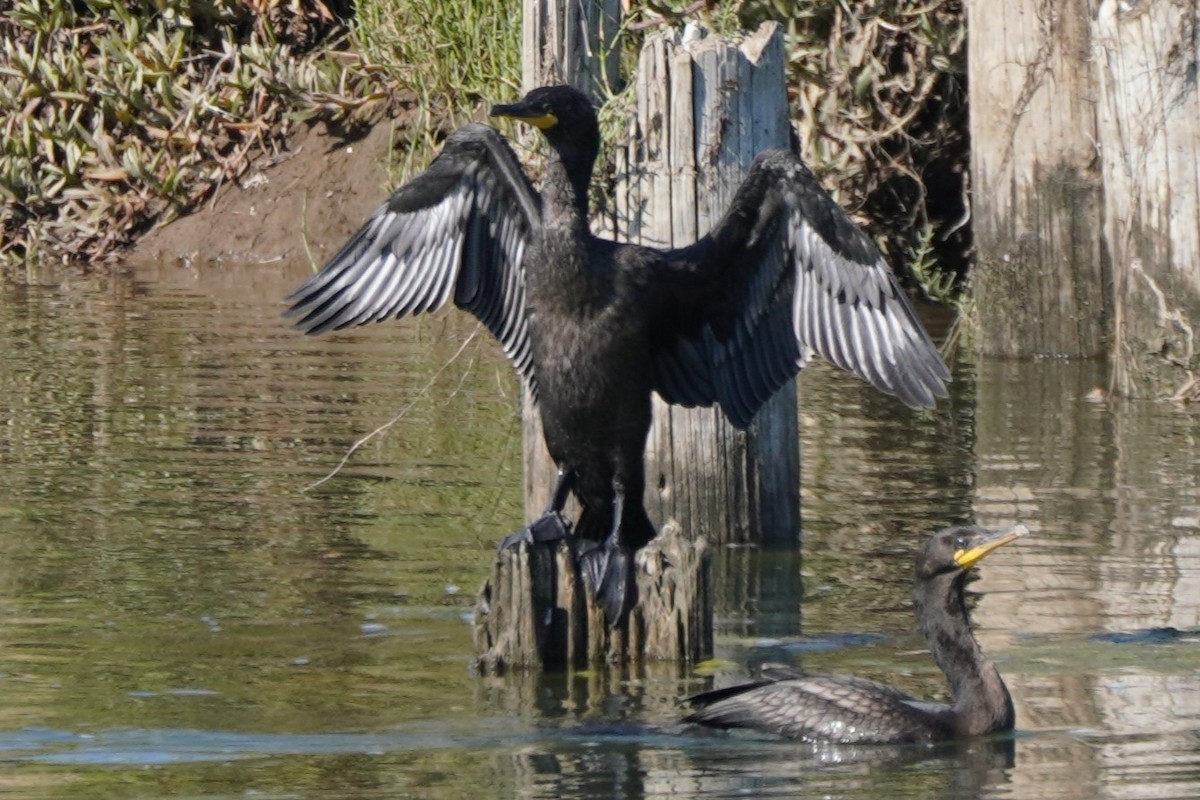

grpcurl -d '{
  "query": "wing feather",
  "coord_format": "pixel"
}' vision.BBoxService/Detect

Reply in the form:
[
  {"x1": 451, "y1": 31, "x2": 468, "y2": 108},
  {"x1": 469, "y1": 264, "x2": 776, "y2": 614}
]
[
  {"x1": 649, "y1": 149, "x2": 949, "y2": 425},
  {"x1": 285, "y1": 123, "x2": 540, "y2": 391},
  {"x1": 685, "y1": 673, "x2": 949, "y2": 744}
]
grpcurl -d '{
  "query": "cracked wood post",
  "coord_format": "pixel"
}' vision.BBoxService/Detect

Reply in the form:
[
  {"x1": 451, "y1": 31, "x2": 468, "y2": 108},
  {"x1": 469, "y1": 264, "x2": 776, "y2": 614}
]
[
  {"x1": 477, "y1": 19, "x2": 792, "y2": 670},
  {"x1": 519, "y1": 17, "x2": 795, "y2": 544},
  {"x1": 1092, "y1": 0, "x2": 1199, "y2": 399},
  {"x1": 521, "y1": 22, "x2": 795, "y2": 542},
  {"x1": 475, "y1": 522, "x2": 710, "y2": 670},
  {"x1": 967, "y1": 0, "x2": 1109, "y2": 359},
  {"x1": 967, "y1": 0, "x2": 1199, "y2": 397},
  {"x1": 621, "y1": 23, "x2": 798, "y2": 547}
]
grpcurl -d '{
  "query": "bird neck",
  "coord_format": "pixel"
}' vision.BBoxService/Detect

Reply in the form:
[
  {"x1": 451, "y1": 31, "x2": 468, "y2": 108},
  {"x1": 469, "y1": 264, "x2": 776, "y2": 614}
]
[
  {"x1": 542, "y1": 137, "x2": 596, "y2": 230},
  {"x1": 915, "y1": 572, "x2": 1015, "y2": 737}
]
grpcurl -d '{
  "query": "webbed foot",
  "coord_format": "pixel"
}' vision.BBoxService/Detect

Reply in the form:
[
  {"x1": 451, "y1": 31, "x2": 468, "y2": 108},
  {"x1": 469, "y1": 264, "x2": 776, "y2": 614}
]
[
  {"x1": 578, "y1": 485, "x2": 639, "y2": 627},
  {"x1": 579, "y1": 538, "x2": 636, "y2": 628},
  {"x1": 497, "y1": 510, "x2": 573, "y2": 552}
]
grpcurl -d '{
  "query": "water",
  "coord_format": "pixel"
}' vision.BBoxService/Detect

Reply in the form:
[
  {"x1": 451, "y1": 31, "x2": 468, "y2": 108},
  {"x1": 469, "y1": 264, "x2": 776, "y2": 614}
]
[{"x1": 0, "y1": 261, "x2": 1197, "y2": 798}]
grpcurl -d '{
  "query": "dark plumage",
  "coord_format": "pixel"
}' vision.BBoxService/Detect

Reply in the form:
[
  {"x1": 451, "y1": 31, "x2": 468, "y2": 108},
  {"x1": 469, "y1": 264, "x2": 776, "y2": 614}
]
[
  {"x1": 684, "y1": 524, "x2": 1027, "y2": 744},
  {"x1": 285, "y1": 85, "x2": 950, "y2": 625}
]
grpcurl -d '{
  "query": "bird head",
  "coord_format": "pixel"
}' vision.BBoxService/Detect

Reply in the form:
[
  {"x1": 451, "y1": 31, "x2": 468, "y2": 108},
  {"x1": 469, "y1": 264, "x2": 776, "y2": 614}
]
[
  {"x1": 490, "y1": 85, "x2": 599, "y2": 151},
  {"x1": 916, "y1": 524, "x2": 1028, "y2": 581}
]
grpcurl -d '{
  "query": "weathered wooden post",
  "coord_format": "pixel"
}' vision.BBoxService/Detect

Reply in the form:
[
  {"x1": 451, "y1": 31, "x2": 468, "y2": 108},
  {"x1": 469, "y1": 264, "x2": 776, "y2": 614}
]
[
  {"x1": 967, "y1": 0, "x2": 1199, "y2": 398},
  {"x1": 516, "y1": 16, "x2": 796, "y2": 545},
  {"x1": 520, "y1": 0, "x2": 620, "y2": 95},
  {"x1": 1092, "y1": 0, "x2": 1199, "y2": 399},
  {"x1": 476, "y1": 19, "x2": 795, "y2": 670},
  {"x1": 966, "y1": 0, "x2": 1109, "y2": 359},
  {"x1": 609, "y1": 23, "x2": 798, "y2": 547}
]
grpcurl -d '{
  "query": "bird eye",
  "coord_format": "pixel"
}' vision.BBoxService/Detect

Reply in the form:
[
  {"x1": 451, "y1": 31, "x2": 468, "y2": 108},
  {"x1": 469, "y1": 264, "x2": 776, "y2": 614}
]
[{"x1": 954, "y1": 535, "x2": 968, "y2": 550}]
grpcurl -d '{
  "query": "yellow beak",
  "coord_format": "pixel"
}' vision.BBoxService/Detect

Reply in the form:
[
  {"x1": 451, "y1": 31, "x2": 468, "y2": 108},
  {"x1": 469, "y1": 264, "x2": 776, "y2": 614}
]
[
  {"x1": 489, "y1": 103, "x2": 558, "y2": 130},
  {"x1": 954, "y1": 524, "x2": 1029, "y2": 570}
]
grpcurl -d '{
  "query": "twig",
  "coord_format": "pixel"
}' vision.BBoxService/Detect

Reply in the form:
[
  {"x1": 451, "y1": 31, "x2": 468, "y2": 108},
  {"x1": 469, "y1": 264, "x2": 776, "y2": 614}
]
[
  {"x1": 302, "y1": 325, "x2": 483, "y2": 492},
  {"x1": 628, "y1": 1, "x2": 712, "y2": 32}
]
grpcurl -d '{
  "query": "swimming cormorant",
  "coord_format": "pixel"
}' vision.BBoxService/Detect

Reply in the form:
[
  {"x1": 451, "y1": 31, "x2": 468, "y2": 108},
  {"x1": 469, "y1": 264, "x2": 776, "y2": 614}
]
[
  {"x1": 684, "y1": 524, "x2": 1026, "y2": 743},
  {"x1": 285, "y1": 85, "x2": 950, "y2": 626}
]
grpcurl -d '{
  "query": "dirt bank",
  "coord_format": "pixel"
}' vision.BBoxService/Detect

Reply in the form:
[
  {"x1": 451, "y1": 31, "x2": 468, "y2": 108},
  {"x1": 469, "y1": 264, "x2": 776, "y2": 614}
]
[{"x1": 132, "y1": 117, "x2": 400, "y2": 269}]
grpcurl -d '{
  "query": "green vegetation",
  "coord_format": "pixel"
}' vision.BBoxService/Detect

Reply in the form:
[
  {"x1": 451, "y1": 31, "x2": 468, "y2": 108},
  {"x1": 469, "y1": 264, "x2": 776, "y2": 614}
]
[
  {"x1": 354, "y1": 0, "x2": 519, "y2": 179},
  {"x1": 0, "y1": 0, "x2": 516, "y2": 267},
  {"x1": 1, "y1": 0, "x2": 348, "y2": 265},
  {"x1": 2, "y1": 0, "x2": 967, "y2": 301}
]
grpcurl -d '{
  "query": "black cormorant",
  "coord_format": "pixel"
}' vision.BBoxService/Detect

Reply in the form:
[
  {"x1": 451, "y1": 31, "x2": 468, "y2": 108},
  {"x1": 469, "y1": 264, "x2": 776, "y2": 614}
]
[
  {"x1": 684, "y1": 524, "x2": 1027, "y2": 743},
  {"x1": 285, "y1": 85, "x2": 951, "y2": 625}
]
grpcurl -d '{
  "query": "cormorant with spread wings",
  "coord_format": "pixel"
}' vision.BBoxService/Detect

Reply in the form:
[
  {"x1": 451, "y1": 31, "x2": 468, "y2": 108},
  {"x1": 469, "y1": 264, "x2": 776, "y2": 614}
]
[{"x1": 285, "y1": 85, "x2": 950, "y2": 626}]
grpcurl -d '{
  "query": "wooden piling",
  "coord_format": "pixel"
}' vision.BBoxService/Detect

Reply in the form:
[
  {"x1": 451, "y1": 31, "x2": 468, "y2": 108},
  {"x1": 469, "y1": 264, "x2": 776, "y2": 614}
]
[
  {"x1": 520, "y1": 0, "x2": 620, "y2": 96},
  {"x1": 635, "y1": 24, "x2": 797, "y2": 547},
  {"x1": 966, "y1": 0, "x2": 1108, "y2": 359},
  {"x1": 1092, "y1": 0, "x2": 1200, "y2": 399},
  {"x1": 967, "y1": 0, "x2": 1199, "y2": 397},
  {"x1": 475, "y1": 522, "x2": 711, "y2": 670}
]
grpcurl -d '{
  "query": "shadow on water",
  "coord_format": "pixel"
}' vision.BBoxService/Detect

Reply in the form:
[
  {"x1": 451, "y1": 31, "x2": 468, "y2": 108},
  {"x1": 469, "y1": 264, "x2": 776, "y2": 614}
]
[{"x1": 0, "y1": 262, "x2": 1198, "y2": 798}]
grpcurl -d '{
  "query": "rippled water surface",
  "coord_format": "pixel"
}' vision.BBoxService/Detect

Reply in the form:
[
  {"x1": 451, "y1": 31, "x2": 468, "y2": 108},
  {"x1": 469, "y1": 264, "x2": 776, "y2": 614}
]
[{"x1": 0, "y1": 262, "x2": 1197, "y2": 799}]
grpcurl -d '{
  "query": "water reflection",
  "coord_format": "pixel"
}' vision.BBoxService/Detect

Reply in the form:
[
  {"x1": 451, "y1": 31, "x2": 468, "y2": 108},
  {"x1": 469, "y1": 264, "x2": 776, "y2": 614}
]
[
  {"x1": 0, "y1": 263, "x2": 1198, "y2": 799},
  {"x1": 493, "y1": 734, "x2": 1016, "y2": 800}
]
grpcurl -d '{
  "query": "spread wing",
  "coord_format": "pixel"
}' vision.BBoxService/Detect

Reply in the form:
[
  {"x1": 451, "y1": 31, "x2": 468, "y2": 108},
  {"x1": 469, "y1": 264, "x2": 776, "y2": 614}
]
[
  {"x1": 285, "y1": 123, "x2": 540, "y2": 389},
  {"x1": 651, "y1": 149, "x2": 950, "y2": 427}
]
